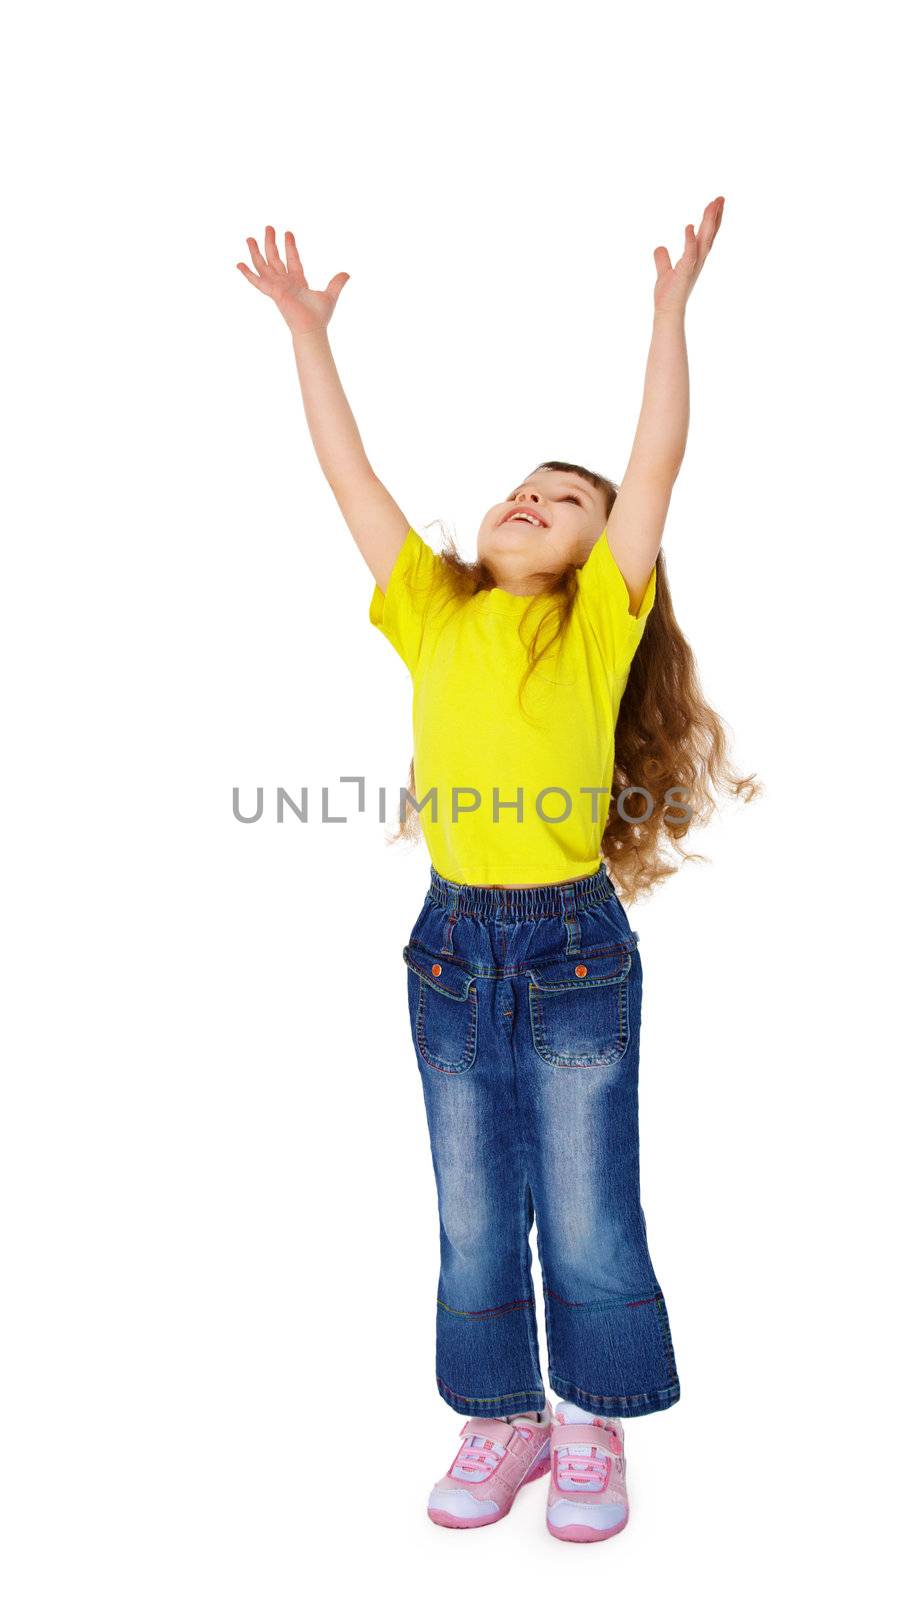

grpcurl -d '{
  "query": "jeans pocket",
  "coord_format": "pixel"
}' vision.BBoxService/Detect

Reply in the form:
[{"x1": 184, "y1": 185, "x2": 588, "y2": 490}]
[
  {"x1": 403, "y1": 941, "x2": 478, "y2": 1074},
  {"x1": 527, "y1": 945, "x2": 633, "y2": 1069}
]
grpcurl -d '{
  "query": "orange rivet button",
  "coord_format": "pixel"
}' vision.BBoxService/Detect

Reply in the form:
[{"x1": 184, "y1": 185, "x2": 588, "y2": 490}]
[
  {"x1": 574, "y1": 964, "x2": 588, "y2": 977},
  {"x1": 431, "y1": 963, "x2": 442, "y2": 977}
]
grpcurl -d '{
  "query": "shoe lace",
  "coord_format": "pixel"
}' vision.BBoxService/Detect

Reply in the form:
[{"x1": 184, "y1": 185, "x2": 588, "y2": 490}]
[
  {"x1": 451, "y1": 1432, "x2": 506, "y2": 1482},
  {"x1": 556, "y1": 1432, "x2": 614, "y2": 1492}
]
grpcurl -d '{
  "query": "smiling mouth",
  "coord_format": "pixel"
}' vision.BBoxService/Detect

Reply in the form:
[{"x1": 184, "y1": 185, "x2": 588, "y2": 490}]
[{"x1": 503, "y1": 512, "x2": 545, "y2": 527}]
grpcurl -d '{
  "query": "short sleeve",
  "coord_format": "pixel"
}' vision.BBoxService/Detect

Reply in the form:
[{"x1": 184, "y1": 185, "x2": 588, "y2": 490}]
[
  {"x1": 575, "y1": 531, "x2": 657, "y2": 678},
  {"x1": 368, "y1": 525, "x2": 454, "y2": 674}
]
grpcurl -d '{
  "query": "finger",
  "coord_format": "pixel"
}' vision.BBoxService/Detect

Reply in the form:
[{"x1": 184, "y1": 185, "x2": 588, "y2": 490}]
[
  {"x1": 653, "y1": 245, "x2": 672, "y2": 277},
  {"x1": 236, "y1": 261, "x2": 271, "y2": 292},
  {"x1": 325, "y1": 270, "x2": 350, "y2": 303},
  {"x1": 678, "y1": 224, "x2": 698, "y2": 270},
  {"x1": 246, "y1": 235, "x2": 271, "y2": 275},
  {"x1": 264, "y1": 225, "x2": 285, "y2": 272},
  {"x1": 284, "y1": 230, "x2": 308, "y2": 283},
  {"x1": 695, "y1": 203, "x2": 716, "y2": 253},
  {"x1": 696, "y1": 198, "x2": 723, "y2": 258}
]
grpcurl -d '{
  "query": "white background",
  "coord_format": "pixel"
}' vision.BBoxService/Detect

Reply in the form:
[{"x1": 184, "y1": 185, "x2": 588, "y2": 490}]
[{"x1": 2, "y1": 2, "x2": 915, "y2": 1594}]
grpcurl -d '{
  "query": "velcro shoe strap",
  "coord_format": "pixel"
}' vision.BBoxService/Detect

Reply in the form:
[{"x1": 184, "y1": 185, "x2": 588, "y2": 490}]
[
  {"x1": 504, "y1": 1429, "x2": 538, "y2": 1462},
  {"x1": 552, "y1": 1422, "x2": 620, "y2": 1455},
  {"x1": 460, "y1": 1418, "x2": 517, "y2": 1448}
]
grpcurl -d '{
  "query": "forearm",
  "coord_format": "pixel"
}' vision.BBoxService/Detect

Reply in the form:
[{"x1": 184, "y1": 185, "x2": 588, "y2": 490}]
[
  {"x1": 625, "y1": 308, "x2": 689, "y2": 481},
  {"x1": 290, "y1": 326, "x2": 375, "y2": 491}
]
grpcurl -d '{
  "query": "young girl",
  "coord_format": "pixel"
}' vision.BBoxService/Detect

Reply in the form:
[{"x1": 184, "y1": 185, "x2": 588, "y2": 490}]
[{"x1": 237, "y1": 196, "x2": 755, "y2": 1542}]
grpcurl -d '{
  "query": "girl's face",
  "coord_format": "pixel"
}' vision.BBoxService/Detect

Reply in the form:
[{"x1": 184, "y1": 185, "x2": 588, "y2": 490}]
[{"x1": 477, "y1": 469, "x2": 607, "y2": 590}]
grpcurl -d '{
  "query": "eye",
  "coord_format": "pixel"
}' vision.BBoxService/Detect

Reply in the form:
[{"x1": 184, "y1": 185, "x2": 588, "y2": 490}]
[{"x1": 564, "y1": 494, "x2": 583, "y2": 505}]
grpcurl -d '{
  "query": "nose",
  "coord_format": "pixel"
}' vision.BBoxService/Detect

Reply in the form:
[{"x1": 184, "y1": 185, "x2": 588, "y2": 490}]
[{"x1": 507, "y1": 493, "x2": 542, "y2": 518}]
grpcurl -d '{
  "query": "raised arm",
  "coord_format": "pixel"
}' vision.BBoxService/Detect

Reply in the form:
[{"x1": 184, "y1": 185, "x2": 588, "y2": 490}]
[
  {"x1": 237, "y1": 226, "x2": 410, "y2": 593},
  {"x1": 605, "y1": 196, "x2": 725, "y2": 614}
]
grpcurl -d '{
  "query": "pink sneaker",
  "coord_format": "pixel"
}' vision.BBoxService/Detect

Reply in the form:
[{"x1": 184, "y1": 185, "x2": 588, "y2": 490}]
[
  {"x1": 427, "y1": 1404, "x2": 555, "y2": 1528},
  {"x1": 546, "y1": 1402, "x2": 629, "y2": 1542}
]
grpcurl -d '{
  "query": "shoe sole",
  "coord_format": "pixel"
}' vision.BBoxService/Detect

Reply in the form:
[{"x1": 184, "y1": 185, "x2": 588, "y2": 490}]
[{"x1": 427, "y1": 1451, "x2": 551, "y2": 1529}]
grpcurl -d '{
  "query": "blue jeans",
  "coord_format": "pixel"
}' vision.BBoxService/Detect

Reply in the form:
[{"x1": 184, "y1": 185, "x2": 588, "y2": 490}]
[{"x1": 403, "y1": 864, "x2": 680, "y2": 1421}]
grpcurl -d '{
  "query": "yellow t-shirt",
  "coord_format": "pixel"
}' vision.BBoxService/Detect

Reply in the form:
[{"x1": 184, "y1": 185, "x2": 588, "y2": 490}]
[{"x1": 369, "y1": 525, "x2": 656, "y2": 886}]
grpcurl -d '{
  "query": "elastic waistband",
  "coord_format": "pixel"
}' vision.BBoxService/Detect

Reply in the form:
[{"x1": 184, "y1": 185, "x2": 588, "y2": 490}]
[{"x1": 427, "y1": 865, "x2": 618, "y2": 922}]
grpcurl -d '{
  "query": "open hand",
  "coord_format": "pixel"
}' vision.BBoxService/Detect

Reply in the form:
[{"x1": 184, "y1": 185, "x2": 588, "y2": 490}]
[
  {"x1": 236, "y1": 227, "x2": 350, "y2": 337},
  {"x1": 653, "y1": 197, "x2": 724, "y2": 316}
]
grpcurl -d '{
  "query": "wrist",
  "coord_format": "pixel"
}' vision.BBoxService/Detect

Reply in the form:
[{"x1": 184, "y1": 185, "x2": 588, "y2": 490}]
[
  {"x1": 653, "y1": 304, "x2": 686, "y2": 326},
  {"x1": 290, "y1": 322, "x2": 331, "y2": 348}
]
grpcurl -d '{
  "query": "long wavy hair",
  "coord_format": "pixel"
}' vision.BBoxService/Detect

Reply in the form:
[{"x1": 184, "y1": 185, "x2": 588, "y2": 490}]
[{"x1": 386, "y1": 460, "x2": 761, "y2": 901}]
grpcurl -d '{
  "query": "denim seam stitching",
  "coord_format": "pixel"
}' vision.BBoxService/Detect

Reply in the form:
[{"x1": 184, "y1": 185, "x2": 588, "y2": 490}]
[
  {"x1": 406, "y1": 938, "x2": 636, "y2": 982},
  {"x1": 518, "y1": 1181, "x2": 542, "y2": 1390},
  {"x1": 416, "y1": 980, "x2": 478, "y2": 1073},
  {"x1": 527, "y1": 952, "x2": 632, "y2": 990},
  {"x1": 437, "y1": 1296, "x2": 536, "y2": 1320},
  {"x1": 547, "y1": 1372, "x2": 681, "y2": 1411},
  {"x1": 652, "y1": 1296, "x2": 679, "y2": 1382},
  {"x1": 437, "y1": 1378, "x2": 546, "y2": 1406},
  {"x1": 528, "y1": 981, "x2": 629, "y2": 1069}
]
